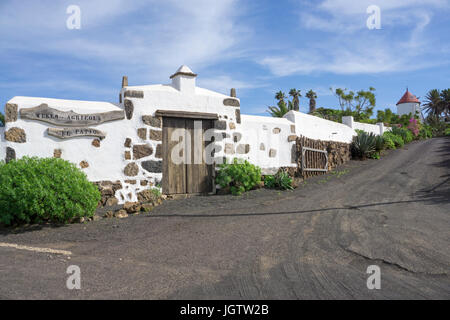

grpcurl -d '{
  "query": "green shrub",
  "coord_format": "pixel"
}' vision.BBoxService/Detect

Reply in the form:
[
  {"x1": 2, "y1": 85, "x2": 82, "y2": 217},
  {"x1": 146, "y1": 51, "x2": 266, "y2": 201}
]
[
  {"x1": 216, "y1": 159, "x2": 262, "y2": 195},
  {"x1": 0, "y1": 157, "x2": 101, "y2": 226},
  {"x1": 382, "y1": 133, "x2": 396, "y2": 149},
  {"x1": 384, "y1": 131, "x2": 404, "y2": 148},
  {"x1": 391, "y1": 126, "x2": 413, "y2": 144},
  {"x1": 419, "y1": 125, "x2": 433, "y2": 139},
  {"x1": 351, "y1": 131, "x2": 377, "y2": 159},
  {"x1": 264, "y1": 171, "x2": 294, "y2": 190},
  {"x1": 445, "y1": 127, "x2": 450, "y2": 136},
  {"x1": 150, "y1": 188, "x2": 161, "y2": 197},
  {"x1": 369, "y1": 152, "x2": 380, "y2": 159}
]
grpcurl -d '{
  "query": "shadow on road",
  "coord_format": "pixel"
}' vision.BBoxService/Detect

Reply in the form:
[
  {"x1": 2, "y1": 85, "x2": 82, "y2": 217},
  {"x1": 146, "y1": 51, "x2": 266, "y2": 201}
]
[{"x1": 145, "y1": 199, "x2": 432, "y2": 219}]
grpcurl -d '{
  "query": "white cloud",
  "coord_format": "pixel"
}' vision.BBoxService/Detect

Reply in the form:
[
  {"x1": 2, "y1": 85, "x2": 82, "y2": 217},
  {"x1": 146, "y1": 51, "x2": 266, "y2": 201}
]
[
  {"x1": 0, "y1": 0, "x2": 250, "y2": 83},
  {"x1": 259, "y1": 0, "x2": 449, "y2": 76},
  {"x1": 197, "y1": 75, "x2": 266, "y2": 95},
  {"x1": 318, "y1": 0, "x2": 448, "y2": 15},
  {"x1": 298, "y1": 0, "x2": 448, "y2": 33}
]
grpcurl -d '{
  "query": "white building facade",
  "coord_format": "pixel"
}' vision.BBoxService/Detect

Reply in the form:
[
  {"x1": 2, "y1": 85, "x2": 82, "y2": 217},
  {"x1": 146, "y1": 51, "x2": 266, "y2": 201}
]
[{"x1": 3, "y1": 65, "x2": 376, "y2": 203}]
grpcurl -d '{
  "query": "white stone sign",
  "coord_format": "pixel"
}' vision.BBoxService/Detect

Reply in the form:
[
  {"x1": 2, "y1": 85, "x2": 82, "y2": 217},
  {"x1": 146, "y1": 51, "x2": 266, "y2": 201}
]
[
  {"x1": 20, "y1": 104, "x2": 125, "y2": 126},
  {"x1": 47, "y1": 127, "x2": 106, "y2": 140}
]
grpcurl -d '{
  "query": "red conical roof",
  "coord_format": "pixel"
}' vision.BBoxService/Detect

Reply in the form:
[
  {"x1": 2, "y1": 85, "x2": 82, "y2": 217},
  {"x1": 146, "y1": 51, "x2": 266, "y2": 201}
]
[{"x1": 396, "y1": 89, "x2": 420, "y2": 105}]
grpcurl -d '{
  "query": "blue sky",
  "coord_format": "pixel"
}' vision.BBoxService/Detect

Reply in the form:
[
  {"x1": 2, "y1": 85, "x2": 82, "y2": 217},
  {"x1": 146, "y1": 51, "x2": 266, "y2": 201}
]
[{"x1": 1, "y1": 0, "x2": 449, "y2": 116}]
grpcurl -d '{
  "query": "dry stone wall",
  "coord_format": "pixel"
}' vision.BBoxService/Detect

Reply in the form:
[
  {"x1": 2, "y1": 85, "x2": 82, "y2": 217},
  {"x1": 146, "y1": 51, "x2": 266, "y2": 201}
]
[{"x1": 293, "y1": 135, "x2": 351, "y2": 178}]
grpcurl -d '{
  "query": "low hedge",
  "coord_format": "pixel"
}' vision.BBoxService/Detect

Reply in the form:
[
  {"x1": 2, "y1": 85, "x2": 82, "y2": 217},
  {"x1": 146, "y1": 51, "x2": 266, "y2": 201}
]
[{"x1": 0, "y1": 157, "x2": 101, "y2": 226}]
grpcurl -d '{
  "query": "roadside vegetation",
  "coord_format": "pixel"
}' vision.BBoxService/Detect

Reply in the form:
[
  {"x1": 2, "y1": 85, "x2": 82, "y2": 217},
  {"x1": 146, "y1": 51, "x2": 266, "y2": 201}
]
[
  {"x1": 0, "y1": 157, "x2": 100, "y2": 226},
  {"x1": 215, "y1": 159, "x2": 263, "y2": 195},
  {"x1": 215, "y1": 160, "x2": 294, "y2": 196},
  {"x1": 351, "y1": 117, "x2": 448, "y2": 160},
  {"x1": 264, "y1": 171, "x2": 294, "y2": 190}
]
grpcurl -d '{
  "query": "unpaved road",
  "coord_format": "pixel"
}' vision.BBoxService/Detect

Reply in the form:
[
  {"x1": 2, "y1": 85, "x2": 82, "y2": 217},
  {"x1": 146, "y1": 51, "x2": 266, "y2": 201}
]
[{"x1": 1, "y1": 137, "x2": 449, "y2": 299}]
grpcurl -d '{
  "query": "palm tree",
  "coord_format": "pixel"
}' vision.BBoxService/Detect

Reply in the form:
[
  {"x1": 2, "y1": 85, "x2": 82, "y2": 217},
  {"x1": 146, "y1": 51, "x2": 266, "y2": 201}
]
[
  {"x1": 423, "y1": 89, "x2": 444, "y2": 118},
  {"x1": 289, "y1": 89, "x2": 301, "y2": 111},
  {"x1": 275, "y1": 91, "x2": 287, "y2": 103},
  {"x1": 440, "y1": 88, "x2": 450, "y2": 118},
  {"x1": 305, "y1": 90, "x2": 317, "y2": 114},
  {"x1": 268, "y1": 91, "x2": 291, "y2": 117}
]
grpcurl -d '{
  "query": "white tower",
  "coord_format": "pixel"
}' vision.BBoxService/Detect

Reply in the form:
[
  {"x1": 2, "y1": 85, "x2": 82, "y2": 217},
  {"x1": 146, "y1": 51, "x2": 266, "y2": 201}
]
[{"x1": 396, "y1": 88, "x2": 423, "y2": 121}]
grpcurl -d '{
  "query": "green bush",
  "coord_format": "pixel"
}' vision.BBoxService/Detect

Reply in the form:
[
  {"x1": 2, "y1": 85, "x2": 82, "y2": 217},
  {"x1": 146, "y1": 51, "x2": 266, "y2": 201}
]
[
  {"x1": 0, "y1": 157, "x2": 101, "y2": 226},
  {"x1": 351, "y1": 131, "x2": 377, "y2": 159},
  {"x1": 384, "y1": 131, "x2": 404, "y2": 148},
  {"x1": 264, "y1": 171, "x2": 294, "y2": 190},
  {"x1": 391, "y1": 126, "x2": 413, "y2": 144},
  {"x1": 369, "y1": 152, "x2": 380, "y2": 159},
  {"x1": 216, "y1": 159, "x2": 262, "y2": 195},
  {"x1": 382, "y1": 133, "x2": 396, "y2": 149},
  {"x1": 419, "y1": 125, "x2": 433, "y2": 139}
]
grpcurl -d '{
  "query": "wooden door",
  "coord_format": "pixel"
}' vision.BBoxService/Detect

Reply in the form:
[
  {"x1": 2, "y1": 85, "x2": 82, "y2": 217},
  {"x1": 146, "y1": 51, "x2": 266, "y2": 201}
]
[
  {"x1": 162, "y1": 117, "x2": 213, "y2": 194},
  {"x1": 162, "y1": 117, "x2": 187, "y2": 194}
]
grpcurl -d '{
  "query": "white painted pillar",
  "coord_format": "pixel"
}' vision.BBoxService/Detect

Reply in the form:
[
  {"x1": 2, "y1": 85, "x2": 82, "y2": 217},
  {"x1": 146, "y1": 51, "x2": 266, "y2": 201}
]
[
  {"x1": 342, "y1": 116, "x2": 354, "y2": 129},
  {"x1": 377, "y1": 122, "x2": 385, "y2": 135}
]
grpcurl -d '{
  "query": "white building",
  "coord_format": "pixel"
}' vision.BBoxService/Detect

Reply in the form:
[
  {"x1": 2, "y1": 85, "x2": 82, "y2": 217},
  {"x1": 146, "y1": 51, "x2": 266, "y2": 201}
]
[
  {"x1": 1, "y1": 66, "x2": 301, "y2": 202},
  {"x1": 396, "y1": 88, "x2": 423, "y2": 121},
  {"x1": 2, "y1": 65, "x2": 384, "y2": 203}
]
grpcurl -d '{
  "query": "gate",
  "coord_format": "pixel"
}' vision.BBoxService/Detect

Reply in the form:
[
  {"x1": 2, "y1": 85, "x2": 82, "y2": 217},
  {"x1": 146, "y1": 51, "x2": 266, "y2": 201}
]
[{"x1": 301, "y1": 146, "x2": 328, "y2": 173}]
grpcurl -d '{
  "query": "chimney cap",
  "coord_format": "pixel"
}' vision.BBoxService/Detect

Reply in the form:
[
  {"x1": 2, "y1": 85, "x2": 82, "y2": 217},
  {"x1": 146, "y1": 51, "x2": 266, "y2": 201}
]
[{"x1": 170, "y1": 65, "x2": 197, "y2": 79}]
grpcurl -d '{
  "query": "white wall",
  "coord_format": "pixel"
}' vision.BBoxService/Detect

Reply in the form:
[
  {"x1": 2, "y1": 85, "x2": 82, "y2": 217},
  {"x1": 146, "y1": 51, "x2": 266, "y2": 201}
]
[
  {"x1": 342, "y1": 116, "x2": 389, "y2": 136},
  {"x1": 5, "y1": 97, "x2": 126, "y2": 181},
  {"x1": 284, "y1": 111, "x2": 356, "y2": 143},
  {"x1": 4, "y1": 69, "x2": 243, "y2": 203},
  {"x1": 239, "y1": 115, "x2": 296, "y2": 174}
]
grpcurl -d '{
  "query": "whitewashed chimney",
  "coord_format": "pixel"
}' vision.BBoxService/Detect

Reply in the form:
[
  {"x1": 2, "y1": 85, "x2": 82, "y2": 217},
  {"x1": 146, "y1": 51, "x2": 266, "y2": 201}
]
[{"x1": 170, "y1": 65, "x2": 197, "y2": 94}]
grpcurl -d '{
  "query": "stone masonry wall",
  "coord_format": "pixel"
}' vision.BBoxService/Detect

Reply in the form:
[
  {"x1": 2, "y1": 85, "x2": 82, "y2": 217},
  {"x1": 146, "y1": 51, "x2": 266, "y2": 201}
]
[{"x1": 293, "y1": 135, "x2": 351, "y2": 179}]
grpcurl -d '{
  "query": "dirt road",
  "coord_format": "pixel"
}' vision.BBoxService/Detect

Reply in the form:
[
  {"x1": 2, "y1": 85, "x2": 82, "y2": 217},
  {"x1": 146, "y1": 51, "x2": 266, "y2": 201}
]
[{"x1": 1, "y1": 137, "x2": 449, "y2": 299}]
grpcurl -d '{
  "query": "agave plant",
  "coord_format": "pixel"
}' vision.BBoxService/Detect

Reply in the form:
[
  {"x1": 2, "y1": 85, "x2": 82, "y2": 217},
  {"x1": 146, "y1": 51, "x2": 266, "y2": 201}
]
[{"x1": 351, "y1": 131, "x2": 377, "y2": 159}]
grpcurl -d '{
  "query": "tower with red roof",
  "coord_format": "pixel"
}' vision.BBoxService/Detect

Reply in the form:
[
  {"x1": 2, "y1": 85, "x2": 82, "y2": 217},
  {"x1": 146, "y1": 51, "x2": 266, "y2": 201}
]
[{"x1": 396, "y1": 88, "x2": 423, "y2": 121}]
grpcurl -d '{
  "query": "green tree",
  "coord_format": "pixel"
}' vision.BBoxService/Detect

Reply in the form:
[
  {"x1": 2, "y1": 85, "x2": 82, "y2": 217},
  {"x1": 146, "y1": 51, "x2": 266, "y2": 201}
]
[
  {"x1": 376, "y1": 108, "x2": 394, "y2": 124},
  {"x1": 439, "y1": 88, "x2": 450, "y2": 118},
  {"x1": 0, "y1": 111, "x2": 4, "y2": 127},
  {"x1": 306, "y1": 90, "x2": 317, "y2": 114},
  {"x1": 331, "y1": 87, "x2": 376, "y2": 121},
  {"x1": 268, "y1": 91, "x2": 294, "y2": 117},
  {"x1": 423, "y1": 89, "x2": 444, "y2": 118},
  {"x1": 289, "y1": 89, "x2": 301, "y2": 111}
]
